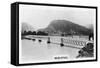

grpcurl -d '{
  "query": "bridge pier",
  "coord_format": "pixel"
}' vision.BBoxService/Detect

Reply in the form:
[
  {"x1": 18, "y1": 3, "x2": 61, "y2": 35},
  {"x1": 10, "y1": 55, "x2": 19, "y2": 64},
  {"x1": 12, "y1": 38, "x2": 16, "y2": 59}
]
[
  {"x1": 32, "y1": 39, "x2": 35, "y2": 41},
  {"x1": 47, "y1": 37, "x2": 51, "y2": 44},
  {"x1": 60, "y1": 38, "x2": 64, "y2": 47},
  {"x1": 38, "y1": 39, "x2": 42, "y2": 42}
]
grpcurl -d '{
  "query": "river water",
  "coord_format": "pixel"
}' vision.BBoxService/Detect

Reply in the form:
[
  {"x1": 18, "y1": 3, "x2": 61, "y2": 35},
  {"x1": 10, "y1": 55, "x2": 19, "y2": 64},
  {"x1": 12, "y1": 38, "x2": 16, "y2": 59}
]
[{"x1": 19, "y1": 36, "x2": 85, "y2": 63}]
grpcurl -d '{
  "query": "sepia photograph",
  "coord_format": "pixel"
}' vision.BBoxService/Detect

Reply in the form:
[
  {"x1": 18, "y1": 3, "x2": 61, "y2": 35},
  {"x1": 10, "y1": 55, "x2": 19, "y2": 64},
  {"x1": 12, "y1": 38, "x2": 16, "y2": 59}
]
[{"x1": 18, "y1": 3, "x2": 96, "y2": 64}]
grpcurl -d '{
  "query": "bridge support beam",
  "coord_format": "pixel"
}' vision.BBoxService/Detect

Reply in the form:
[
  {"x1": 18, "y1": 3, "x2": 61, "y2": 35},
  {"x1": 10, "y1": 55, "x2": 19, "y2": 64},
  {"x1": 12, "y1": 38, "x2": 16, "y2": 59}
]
[
  {"x1": 47, "y1": 37, "x2": 51, "y2": 44},
  {"x1": 60, "y1": 38, "x2": 64, "y2": 47}
]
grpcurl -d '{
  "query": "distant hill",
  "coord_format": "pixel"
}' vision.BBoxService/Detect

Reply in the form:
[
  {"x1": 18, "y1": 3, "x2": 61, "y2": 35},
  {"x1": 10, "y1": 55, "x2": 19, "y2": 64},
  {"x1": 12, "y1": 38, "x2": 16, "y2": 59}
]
[
  {"x1": 86, "y1": 24, "x2": 94, "y2": 33},
  {"x1": 38, "y1": 20, "x2": 92, "y2": 35},
  {"x1": 21, "y1": 23, "x2": 35, "y2": 34}
]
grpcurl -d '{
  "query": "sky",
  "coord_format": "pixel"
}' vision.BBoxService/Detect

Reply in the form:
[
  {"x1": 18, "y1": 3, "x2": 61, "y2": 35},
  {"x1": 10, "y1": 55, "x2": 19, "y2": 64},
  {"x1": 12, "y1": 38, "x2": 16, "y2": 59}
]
[{"x1": 19, "y1": 4, "x2": 96, "y2": 30}]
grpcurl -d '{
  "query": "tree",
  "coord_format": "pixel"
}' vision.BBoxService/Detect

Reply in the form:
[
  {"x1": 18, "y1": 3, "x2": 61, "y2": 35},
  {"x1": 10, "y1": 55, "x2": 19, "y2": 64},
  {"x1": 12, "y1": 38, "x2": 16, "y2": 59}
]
[
  {"x1": 37, "y1": 31, "x2": 48, "y2": 35},
  {"x1": 32, "y1": 31, "x2": 36, "y2": 35}
]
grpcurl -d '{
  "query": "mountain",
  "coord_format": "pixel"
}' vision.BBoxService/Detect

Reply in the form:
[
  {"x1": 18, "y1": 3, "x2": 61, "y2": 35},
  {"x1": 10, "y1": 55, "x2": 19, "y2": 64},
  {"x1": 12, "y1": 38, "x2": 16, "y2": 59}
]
[
  {"x1": 21, "y1": 23, "x2": 34, "y2": 34},
  {"x1": 38, "y1": 20, "x2": 92, "y2": 35},
  {"x1": 86, "y1": 24, "x2": 94, "y2": 33}
]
